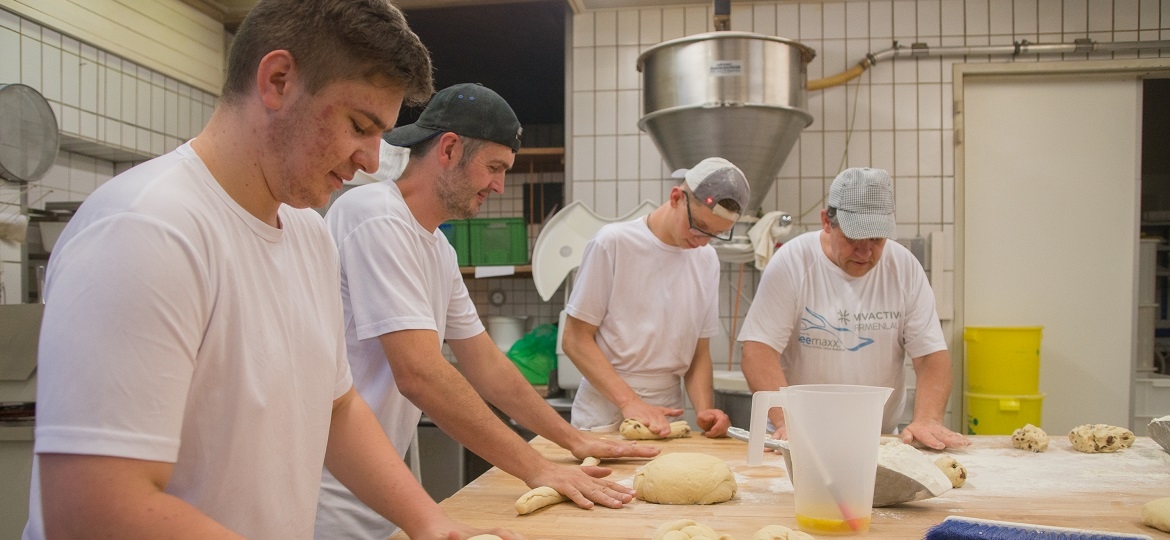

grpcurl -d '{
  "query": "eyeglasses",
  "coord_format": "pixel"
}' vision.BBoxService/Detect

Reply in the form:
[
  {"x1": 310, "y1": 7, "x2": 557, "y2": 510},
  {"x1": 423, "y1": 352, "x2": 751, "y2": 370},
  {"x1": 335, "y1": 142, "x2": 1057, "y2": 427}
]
[{"x1": 683, "y1": 191, "x2": 734, "y2": 241}]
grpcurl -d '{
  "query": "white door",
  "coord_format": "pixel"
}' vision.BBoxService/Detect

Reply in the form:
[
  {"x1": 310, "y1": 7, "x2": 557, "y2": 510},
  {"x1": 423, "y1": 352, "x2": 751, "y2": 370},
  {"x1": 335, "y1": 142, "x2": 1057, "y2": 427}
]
[{"x1": 962, "y1": 72, "x2": 1141, "y2": 433}]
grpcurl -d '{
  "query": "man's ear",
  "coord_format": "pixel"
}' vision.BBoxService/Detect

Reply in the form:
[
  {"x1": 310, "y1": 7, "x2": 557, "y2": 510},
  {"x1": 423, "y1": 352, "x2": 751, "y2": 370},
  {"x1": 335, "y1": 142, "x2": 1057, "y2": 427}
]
[
  {"x1": 256, "y1": 50, "x2": 296, "y2": 110},
  {"x1": 435, "y1": 132, "x2": 462, "y2": 167},
  {"x1": 820, "y1": 208, "x2": 832, "y2": 232}
]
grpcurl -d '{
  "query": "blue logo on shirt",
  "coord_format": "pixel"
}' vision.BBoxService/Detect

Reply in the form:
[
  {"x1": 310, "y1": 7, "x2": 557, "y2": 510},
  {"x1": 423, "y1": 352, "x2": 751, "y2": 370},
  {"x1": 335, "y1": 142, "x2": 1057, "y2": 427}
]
[{"x1": 798, "y1": 307, "x2": 874, "y2": 352}]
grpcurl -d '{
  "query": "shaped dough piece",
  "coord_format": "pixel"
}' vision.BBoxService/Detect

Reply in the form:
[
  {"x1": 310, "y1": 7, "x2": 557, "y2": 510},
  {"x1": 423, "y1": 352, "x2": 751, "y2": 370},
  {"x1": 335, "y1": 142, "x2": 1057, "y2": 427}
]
[
  {"x1": 514, "y1": 457, "x2": 601, "y2": 515},
  {"x1": 652, "y1": 519, "x2": 733, "y2": 540},
  {"x1": 1143, "y1": 497, "x2": 1170, "y2": 533},
  {"x1": 752, "y1": 524, "x2": 815, "y2": 540},
  {"x1": 1068, "y1": 424, "x2": 1135, "y2": 453},
  {"x1": 468, "y1": 536, "x2": 502, "y2": 540},
  {"x1": 933, "y1": 455, "x2": 967, "y2": 488},
  {"x1": 620, "y1": 418, "x2": 690, "y2": 440},
  {"x1": 634, "y1": 452, "x2": 736, "y2": 505},
  {"x1": 1010, "y1": 423, "x2": 1049, "y2": 452}
]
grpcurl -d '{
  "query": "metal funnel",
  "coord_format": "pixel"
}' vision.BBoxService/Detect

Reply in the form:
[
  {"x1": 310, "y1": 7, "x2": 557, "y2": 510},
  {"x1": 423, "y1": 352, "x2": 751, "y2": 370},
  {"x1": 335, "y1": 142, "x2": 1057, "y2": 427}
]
[{"x1": 637, "y1": 32, "x2": 815, "y2": 217}]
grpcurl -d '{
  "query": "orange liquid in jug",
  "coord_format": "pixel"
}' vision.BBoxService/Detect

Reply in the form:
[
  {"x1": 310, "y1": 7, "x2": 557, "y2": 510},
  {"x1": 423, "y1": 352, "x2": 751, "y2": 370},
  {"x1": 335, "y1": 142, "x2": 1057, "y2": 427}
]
[{"x1": 796, "y1": 514, "x2": 871, "y2": 534}]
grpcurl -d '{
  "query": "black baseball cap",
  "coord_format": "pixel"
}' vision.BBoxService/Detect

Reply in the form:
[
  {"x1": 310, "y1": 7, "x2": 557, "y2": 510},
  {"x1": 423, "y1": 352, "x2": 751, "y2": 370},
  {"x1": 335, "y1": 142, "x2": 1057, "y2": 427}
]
[{"x1": 383, "y1": 83, "x2": 523, "y2": 152}]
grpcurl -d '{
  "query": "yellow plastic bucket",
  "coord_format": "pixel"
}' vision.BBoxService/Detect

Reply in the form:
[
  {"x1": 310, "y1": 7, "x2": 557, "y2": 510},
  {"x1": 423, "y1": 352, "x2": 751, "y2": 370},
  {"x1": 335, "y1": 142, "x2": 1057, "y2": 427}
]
[
  {"x1": 965, "y1": 392, "x2": 1044, "y2": 435},
  {"x1": 963, "y1": 326, "x2": 1043, "y2": 395}
]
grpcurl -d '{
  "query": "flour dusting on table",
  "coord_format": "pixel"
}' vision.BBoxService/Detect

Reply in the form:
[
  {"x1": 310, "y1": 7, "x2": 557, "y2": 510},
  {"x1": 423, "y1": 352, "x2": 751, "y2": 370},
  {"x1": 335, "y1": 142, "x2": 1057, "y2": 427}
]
[{"x1": 918, "y1": 437, "x2": 1170, "y2": 503}]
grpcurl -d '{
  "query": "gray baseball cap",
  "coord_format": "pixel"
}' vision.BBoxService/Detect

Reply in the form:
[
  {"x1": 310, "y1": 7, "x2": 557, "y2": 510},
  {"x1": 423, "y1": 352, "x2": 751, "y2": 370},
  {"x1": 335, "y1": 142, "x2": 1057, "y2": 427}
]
[
  {"x1": 384, "y1": 83, "x2": 523, "y2": 152},
  {"x1": 671, "y1": 157, "x2": 751, "y2": 221},
  {"x1": 827, "y1": 167, "x2": 897, "y2": 240}
]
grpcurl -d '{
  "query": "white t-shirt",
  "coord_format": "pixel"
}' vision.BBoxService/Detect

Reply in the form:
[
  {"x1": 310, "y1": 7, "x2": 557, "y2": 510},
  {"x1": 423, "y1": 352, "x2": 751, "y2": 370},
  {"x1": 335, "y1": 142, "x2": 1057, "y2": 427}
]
[
  {"x1": 737, "y1": 230, "x2": 947, "y2": 433},
  {"x1": 316, "y1": 179, "x2": 484, "y2": 539},
  {"x1": 566, "y1": 218, "x2": 721, "y2": 429},
  {"x1": 24, "y1": 142, "x2": 352, "y2": 540}
]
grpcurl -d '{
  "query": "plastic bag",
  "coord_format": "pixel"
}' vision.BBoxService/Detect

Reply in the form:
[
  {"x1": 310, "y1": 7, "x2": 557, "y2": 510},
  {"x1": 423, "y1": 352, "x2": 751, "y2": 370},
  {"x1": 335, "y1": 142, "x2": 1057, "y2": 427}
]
[{"x1": 506, "y1": 323, "x2": 557, "y2": 385}]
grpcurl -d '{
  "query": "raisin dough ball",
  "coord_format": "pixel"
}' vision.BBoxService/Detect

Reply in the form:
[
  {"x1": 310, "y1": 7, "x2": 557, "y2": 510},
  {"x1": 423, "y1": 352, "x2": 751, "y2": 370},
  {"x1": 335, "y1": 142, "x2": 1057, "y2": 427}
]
[
  {"x1": 634, "y1": 453, "x2": 736, "y2": 504},
  {"x1": 933, "y1": 455, "x2": 967, "y2": 488},
  {"x1": 1068, "y1": 424, "x2": 1135, "y2": 453},
  {"x1": 620, "y1": 418, "x2": 690, "y2": 440},
  {"x1": 1011, "y1": 423, "x2": 1050, "y2": 452}
]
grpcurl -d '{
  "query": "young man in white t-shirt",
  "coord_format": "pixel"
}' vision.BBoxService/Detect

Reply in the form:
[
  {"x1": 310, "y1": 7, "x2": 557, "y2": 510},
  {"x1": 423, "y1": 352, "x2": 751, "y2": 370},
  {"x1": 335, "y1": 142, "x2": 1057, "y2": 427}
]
[
  {"x1": 562, "y1": 158, "x2": 749, "y2": 438},
  {"x1": 738, "y1": 167, "x2": 969, "y2": 450},
  {"x1": 25, "y1": 2, "x2": 520, "y2": 539}
]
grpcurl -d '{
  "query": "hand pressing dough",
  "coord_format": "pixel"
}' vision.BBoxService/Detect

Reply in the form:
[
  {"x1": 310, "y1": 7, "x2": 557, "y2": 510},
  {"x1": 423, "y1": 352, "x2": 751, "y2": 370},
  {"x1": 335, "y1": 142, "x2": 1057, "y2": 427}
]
[
  {"x1": 513, "y1": 457, "x2": 601, "y2": 515},
  {"x1": 620, "y1": 418, "x2": 690, "y2": 440},
  {"x1": 933, "y1": 455, "x2": 967, "y2": 488},
  {"x1": 651, "y1": 519, "x2": 733, "y2": 540},
  {"x1": 1143, "y1": 497, "x2": 1170, "y2": 533},
  {"x1": 1068, "y1": 423, "x2": 1135, "y2": 453},
  {"x1": 752, "y1": 524, "x2": 815, "y2": 539},
  {"x1": 1011, "y1": 423, "x2": 1049, "y2": 452},
  {"x1": 634, "y1": 452, "x2": 736, "y2": 505}
]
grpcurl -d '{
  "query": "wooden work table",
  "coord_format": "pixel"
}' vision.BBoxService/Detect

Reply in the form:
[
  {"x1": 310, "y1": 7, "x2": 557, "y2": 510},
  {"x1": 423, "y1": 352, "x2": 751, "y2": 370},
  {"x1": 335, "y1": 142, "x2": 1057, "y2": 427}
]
[{"x1": 392, "y1": 433, "x2": 1170, "y2": 539}]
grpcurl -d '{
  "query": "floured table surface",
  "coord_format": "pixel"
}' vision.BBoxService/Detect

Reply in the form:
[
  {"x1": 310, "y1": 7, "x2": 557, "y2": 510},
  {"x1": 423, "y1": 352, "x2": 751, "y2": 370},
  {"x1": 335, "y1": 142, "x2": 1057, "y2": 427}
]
[{"x1": 389, "y1": 434, "x2": 1170, "y2": 539}]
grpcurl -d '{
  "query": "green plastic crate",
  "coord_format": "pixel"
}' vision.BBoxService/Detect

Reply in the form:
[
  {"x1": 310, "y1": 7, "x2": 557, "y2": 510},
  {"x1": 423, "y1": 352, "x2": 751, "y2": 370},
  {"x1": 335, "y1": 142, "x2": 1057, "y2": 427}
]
[
  {"x1": 468, "y1": 217, "x2": 528, "y2": 266},
  {"x1": 438, "y1": 219, "x2": 470, "y2": 267}
]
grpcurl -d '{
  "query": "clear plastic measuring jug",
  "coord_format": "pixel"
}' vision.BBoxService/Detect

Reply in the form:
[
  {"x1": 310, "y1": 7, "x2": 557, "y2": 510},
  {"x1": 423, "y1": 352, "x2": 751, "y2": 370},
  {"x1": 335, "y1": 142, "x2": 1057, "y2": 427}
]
[{"x1": 747, "y1": 384, "x2": 893, "y2": 534}]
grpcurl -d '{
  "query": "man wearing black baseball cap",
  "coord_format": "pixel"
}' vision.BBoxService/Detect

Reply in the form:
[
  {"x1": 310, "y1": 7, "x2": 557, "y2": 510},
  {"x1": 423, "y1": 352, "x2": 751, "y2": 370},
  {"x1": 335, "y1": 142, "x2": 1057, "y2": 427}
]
[{"x1": 318, "y1": 83, "x2": 657, "y2": 538}]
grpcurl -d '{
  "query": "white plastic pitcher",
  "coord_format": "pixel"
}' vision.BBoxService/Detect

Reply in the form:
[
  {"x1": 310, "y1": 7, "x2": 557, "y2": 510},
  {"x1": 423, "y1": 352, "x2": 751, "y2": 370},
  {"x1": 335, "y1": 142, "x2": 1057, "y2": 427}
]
[{"x1": 747, "y1": 384, "x2": 893, "y2": 534}]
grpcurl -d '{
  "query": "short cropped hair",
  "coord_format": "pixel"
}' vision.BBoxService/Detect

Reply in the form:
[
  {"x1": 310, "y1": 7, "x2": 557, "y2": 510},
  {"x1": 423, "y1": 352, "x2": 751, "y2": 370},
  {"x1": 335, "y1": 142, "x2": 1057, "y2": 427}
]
[
  {"x1": 222, "y1": 0, "x2": 433, "y2": 107},
  {"x1": 408, "y1": 134, "x2": 491, "y2": 169}
]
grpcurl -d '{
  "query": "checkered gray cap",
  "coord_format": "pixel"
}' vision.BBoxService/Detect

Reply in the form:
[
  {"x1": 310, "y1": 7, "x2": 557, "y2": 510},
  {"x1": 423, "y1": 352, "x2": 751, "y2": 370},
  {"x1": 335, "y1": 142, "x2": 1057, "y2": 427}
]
[
  {"x1": 827, "y1": 167, "x2": 896, "y2": 240},
  {"x1": 671, "y1": 157, "x2": 751, "y2": 221}
]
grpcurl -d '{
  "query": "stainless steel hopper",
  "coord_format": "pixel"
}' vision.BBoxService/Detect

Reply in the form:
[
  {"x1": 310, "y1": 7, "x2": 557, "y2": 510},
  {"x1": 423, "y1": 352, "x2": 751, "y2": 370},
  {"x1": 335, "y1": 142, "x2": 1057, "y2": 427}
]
[{"x1": 637, "y1": 32, "x2": 815, "y2": 218}]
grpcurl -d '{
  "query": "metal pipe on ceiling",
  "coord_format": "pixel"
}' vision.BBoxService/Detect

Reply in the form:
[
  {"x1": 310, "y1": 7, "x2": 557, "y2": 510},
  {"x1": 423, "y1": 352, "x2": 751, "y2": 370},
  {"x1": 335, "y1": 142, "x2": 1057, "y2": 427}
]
[{"x1": 808, "y1": 38, "x2": 1170, "y2": 90}]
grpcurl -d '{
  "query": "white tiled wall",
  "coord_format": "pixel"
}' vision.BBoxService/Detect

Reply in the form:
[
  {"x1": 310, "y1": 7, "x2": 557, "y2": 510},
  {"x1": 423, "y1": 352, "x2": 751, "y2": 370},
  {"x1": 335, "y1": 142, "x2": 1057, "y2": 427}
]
[
  {"x1": 568, "y1": 0, "x2": 1170, "y2": 369},
  {"x1": 0, "y1": 8, "x2": 216, "y2": 304}
]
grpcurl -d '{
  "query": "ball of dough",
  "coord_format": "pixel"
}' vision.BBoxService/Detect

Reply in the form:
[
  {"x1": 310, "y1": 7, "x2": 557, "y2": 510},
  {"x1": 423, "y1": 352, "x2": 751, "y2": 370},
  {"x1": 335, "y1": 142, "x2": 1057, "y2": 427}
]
[
  {"x1": 1068, "y1": 423, "x2": 1135, "y2": 453},
  {"x1": 620, "y1": 418, "x2": 690, "y2": 440},
  {"x1": 634, "y1": 452, "x2": 736, "y2": 505},
  {"x1": 651, "y1": 519, "x2": 732, "y2": 540},
  {"x1": 1010, "y1": 423, "x2": 1049, "y2": 452},
  {"x1": 752, "y1": 524, "x2": 816, "y2": 540},
  {"x1": 1143, "y1": 497, "x2": 1170, "y2": 533},
  {"x1": 933, "y1": 455, "x2": 967, "y2": 488}
]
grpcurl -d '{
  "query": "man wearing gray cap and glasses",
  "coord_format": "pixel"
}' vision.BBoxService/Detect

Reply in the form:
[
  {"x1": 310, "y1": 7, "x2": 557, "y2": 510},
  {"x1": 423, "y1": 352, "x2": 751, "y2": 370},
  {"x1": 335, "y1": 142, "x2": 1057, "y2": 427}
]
[
  {"x1": 562, "y1": 157, "x2": 749, "y2": 438},
  {"x1": 739, "y1": 167, "x2": 969, "y2": 450}
]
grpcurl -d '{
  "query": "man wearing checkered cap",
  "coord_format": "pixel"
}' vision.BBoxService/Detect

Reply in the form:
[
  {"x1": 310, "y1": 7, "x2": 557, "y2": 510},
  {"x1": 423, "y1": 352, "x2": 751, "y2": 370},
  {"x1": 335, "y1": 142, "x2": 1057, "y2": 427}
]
[
  {"x1": 738, "y1": 167, "x2": 969, "y2": 450},
  {"x1": 563, "y1": 157, "x2": 750, "y2": 438}
]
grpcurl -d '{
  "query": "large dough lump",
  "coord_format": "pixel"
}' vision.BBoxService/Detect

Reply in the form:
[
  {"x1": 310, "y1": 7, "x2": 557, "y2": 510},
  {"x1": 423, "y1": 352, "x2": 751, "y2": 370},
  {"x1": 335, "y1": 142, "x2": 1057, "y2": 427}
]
[
  {"x1": 651, "y1": 519, "x2": 732, "y2": 540},
  {"x1": 620, "y1": 418, "x2": 690, "y2": 440},
  {"x1": 634, "y1": 452, "x2": 736, "y2": 505},
  {"x1": 1010, "y1": 423, "x2": 1049, "y2": 452},
  {"x1": 1068, "y1": 424, "x2": 1135, "y2": 453},
  {"x1": 1143, "y1": 497, "x2": 1170, "y2": 533}
]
